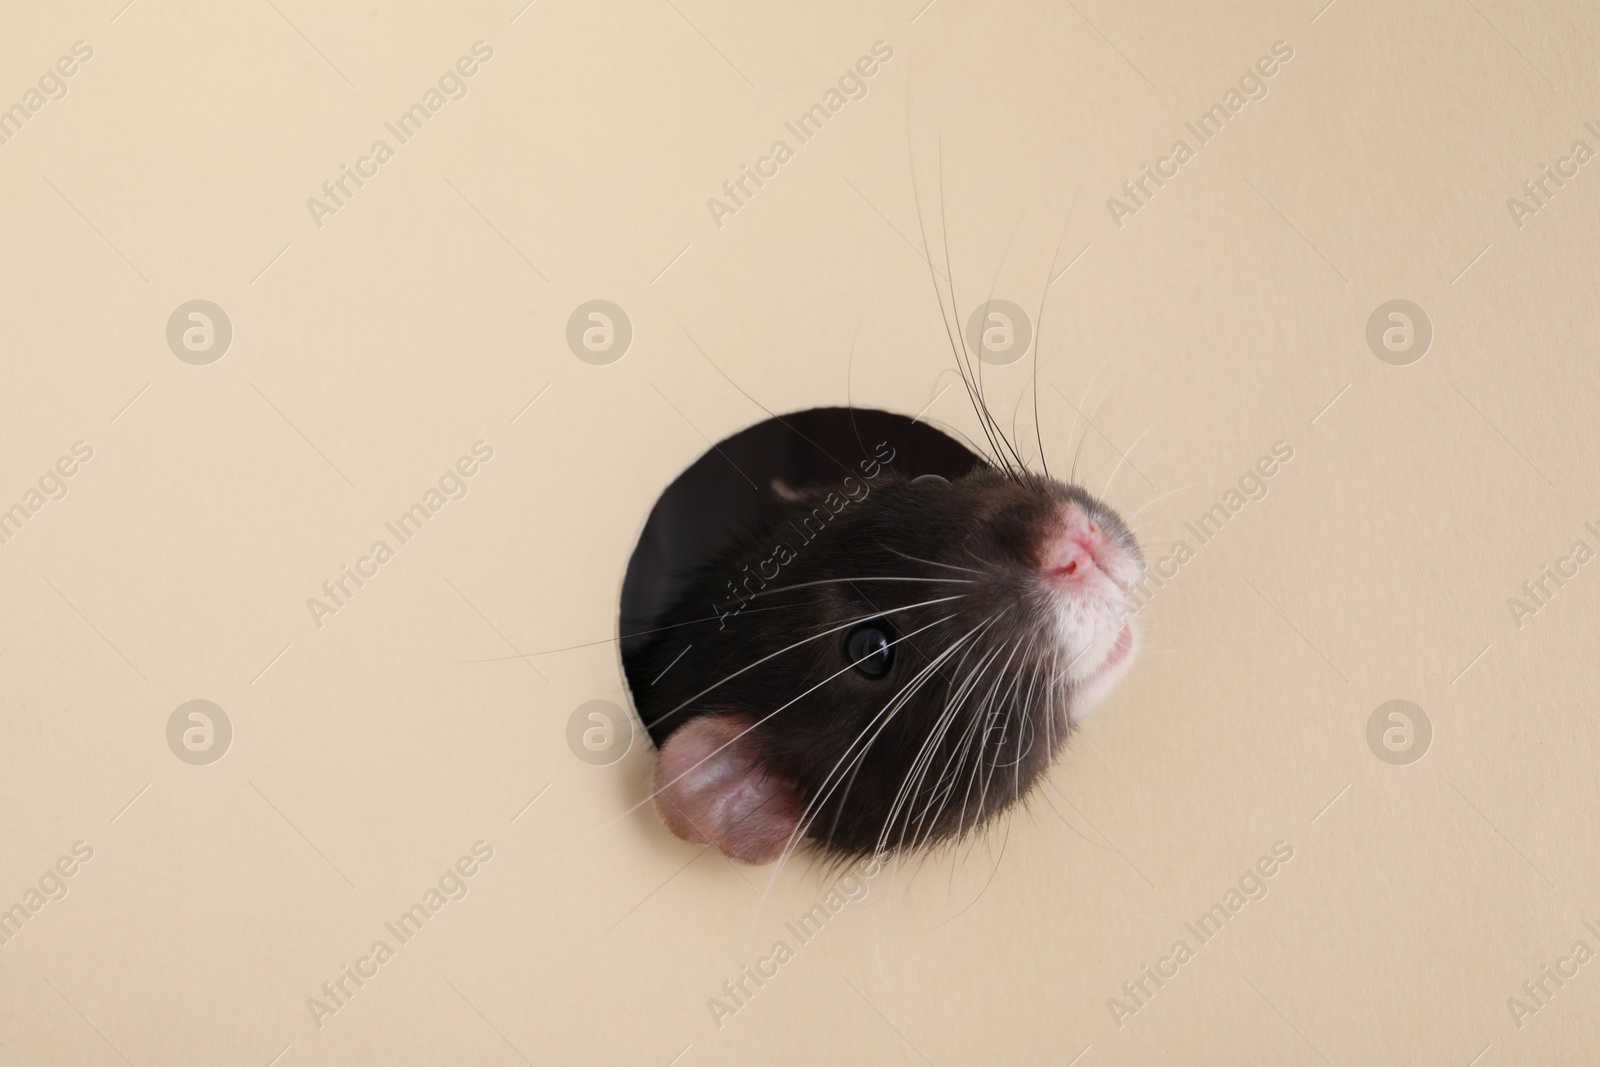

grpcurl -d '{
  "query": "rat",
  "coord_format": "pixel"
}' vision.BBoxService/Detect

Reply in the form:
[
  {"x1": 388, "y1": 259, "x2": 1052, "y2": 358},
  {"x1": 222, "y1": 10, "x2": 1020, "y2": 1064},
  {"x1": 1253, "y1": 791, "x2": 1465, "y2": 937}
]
[{"x1": 627, "y1": 419, "x2": 1144, "y2": 865}]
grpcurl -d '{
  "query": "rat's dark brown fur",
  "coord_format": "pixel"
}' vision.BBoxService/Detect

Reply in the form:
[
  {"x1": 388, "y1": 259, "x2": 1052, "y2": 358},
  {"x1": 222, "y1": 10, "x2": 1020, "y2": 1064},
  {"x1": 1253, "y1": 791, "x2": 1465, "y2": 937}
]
[{"x1": 633, "y1": 459, "x2": 1141, "y2": 862}]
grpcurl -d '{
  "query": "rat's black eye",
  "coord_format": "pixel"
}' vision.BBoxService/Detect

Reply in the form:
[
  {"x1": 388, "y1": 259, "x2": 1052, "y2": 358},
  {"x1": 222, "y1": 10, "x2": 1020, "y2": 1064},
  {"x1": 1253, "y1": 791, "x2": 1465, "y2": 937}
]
[
  {"x1": 844, "y1": 622, "x2": 896, "y2": 678},
  {"x1": 910, "y1": 474, "x2": 949, "y2": 489}
]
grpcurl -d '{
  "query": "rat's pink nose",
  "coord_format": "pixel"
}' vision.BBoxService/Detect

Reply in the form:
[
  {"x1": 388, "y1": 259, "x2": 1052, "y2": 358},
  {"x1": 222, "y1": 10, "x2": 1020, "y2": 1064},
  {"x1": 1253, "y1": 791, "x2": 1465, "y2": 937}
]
[
  {"x1": 1051, "y1": 542, "x2": 1091, "y2": 578},
  {"x1": 1043, "y1": 508, "x2": 1107, "y2": 581}
]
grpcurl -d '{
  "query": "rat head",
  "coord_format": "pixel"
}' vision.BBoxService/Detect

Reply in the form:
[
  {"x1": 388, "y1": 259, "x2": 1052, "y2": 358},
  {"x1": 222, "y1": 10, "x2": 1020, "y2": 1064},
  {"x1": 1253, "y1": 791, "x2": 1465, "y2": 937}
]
[{"x1": 637, "y1": 459, "x2": 1144, "y2": 864}]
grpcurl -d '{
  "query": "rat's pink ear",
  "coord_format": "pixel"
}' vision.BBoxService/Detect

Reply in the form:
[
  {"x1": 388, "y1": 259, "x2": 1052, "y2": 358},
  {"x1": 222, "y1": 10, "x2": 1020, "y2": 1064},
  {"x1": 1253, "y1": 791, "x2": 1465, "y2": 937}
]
[{"x1": 652, "y1": 714, "x2": 803, "y2": 865}]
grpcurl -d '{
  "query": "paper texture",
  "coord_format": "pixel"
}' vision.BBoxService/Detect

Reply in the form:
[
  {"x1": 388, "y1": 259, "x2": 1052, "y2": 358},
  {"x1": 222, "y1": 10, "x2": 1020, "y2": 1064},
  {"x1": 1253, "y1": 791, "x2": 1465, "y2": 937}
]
[{"x1": 1, "y1": 1, "x2": 1595, "y2": 1063}]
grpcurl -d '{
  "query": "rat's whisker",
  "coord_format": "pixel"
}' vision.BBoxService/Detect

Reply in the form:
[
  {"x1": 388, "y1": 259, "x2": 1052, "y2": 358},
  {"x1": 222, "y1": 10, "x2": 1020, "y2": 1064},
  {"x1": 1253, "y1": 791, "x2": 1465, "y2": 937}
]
[
  {"x1": 881, "y1": 636, "x2": 1002, "y2": 850},
  {"x1": 974, "y1": 200, "x2": 1032, "y2": 476},
  {"x1": 948, "y1": 805, "x2": 1013, "y2": 922},
  {"x1": 1058, "y1": 350, "x2": 1117, "y2": 486},
  {"x1": 938, "y1": 140, "x2": 1025, "y2": 482},
  {"x1": 921, "y1": 655, "x2": 1004, "y2": 857},
  {"x1": 1121, "y1": 479, "x2": 1217, "y2": 523},
  {"x1": 649, "y1": 593, "x2": 966, "y2": 731},
  {"x1": 1031, "y1": 181, "x2": 1083, "y2": 483},
  {"x1": 1101, "y1": 423, "x2": 1158, "y2": 500},
  {"x1": 953, "y1": 633, "x2": 1030, "y2": 844},
  {"x1": 783, "y1": 631, "x2": 975, "y2": 872},
  {"x1": 873, "y1": 542, "x2": 986, "y2": 575},
  {"x1": 823, "y1": 632, "x2": 987, "y2": 854},
  {"x1": 1041, "y1": 641, "x2": 1059, "y2": 777},
  {"x1": 459, "y1": 604, "x2": 795, "y2": 662},
  {"x1": 647, "y1": 607, "x2": 966, "y2": 826},
  {"x1": 749, "y1": 576, "x2": 974, "y2": 598},
  {"x1": 882, "y1": 622, "x2": 1016, "y2": 856},
  {"x1": 899, "y1": 641, "x2": 1009, "y2": 854},
  {"x1": 907, "y1": 118, "x2": 1005, "y2": 474},
  {"x1": 996, "y1": 633, "x2": 1046, "y2": 773},
  {"x1": 757, "y1": 615, "x2": 992, "y2": 904},
  {"x1": 819, "y1": 646, "x2": 966, "y2": 857}
]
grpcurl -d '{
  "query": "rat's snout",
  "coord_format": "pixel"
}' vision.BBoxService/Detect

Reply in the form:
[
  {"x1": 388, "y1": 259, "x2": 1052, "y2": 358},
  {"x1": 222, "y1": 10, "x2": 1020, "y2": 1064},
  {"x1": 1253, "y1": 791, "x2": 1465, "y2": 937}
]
[
  {"x1": 1041, "y1": 504, "x2": 1116, "y2": 586},
  {"x1": 1034, "y1": 501, "x2": 1143, "y2": 704}
]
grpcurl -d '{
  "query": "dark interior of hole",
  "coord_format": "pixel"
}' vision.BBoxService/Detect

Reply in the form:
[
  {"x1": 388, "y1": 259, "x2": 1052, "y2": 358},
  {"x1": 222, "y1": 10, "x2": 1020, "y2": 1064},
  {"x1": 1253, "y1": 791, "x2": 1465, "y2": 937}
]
[{"x1": 619, "y1": 407, "x2": 980, "y2": 740}]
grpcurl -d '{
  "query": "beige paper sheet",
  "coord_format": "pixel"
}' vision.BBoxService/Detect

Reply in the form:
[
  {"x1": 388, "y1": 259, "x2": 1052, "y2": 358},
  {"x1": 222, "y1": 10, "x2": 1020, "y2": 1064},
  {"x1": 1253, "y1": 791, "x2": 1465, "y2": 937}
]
[{"x1": 1, "y1": 1, "x2": 1596, "y2": 1063}]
